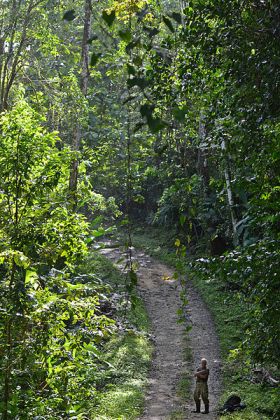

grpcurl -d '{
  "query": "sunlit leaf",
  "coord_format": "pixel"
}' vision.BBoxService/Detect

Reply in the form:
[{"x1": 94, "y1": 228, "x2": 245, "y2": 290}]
[
  {"x1": 136, "y1": 5, "x2": 149, "y2": 22},
  {"x1": 175, "y1": 239, "x2": 181, "y2": 247}
]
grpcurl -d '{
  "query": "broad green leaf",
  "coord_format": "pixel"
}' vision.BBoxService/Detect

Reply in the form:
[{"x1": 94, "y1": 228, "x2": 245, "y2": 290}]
[
  {"x1": 25, "y1": 270, "x2": 38, "y2": 285},
  {"x1": 14, "y1": 252, "x2": 30, "y2": 268},
  {"x1": 91, "y1": 228, "x2": 106, "y2": 237},
  {"x1": 162, "y1": 16, "x2": 175, "y2": 32},
  {"x1": 90, "y1": 52, "x2": 101, "y2": 67},
  {"x1": 102, "y1": 10, "x2": 116, "y2": 27}
]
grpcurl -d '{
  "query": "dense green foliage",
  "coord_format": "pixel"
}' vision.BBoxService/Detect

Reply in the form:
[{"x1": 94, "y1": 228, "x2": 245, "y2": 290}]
[
  {"x1": 1, "y1": 0, "x2": 280, "y2": 417},
  {"x1": 89, "y1": 0, "x2": 280, "y2": 371}
]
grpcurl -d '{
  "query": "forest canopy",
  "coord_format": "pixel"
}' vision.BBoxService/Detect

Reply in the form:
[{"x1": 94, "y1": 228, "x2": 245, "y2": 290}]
[{"x1": 0, "y1": 0, "x2": 279, "y2": 418}]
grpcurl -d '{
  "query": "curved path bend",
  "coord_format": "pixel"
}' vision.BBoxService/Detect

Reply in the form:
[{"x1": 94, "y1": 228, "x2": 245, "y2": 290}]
[{"x1": 100, "y1": 246, "x2": 221, "y2": 420}]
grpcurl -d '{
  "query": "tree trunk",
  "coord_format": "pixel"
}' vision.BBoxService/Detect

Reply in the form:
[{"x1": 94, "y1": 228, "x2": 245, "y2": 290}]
[
  {"x1": 69, "y1": 0, "x2": 92, "y2": 205},
  {"x1": 0, "y1": 0, "x2": 39, "y2": 111},
  {"x1": 221, "y1": 138, "x2": 238, "y2": 242},
  {"x1": 197, "y1": 112, "x2": 210, "y2": 190}
]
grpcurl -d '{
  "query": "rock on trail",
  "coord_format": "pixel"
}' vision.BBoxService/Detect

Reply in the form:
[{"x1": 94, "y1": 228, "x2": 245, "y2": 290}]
[{"x1": 100, "y1": 245, "x2": 221, "y2": 420}]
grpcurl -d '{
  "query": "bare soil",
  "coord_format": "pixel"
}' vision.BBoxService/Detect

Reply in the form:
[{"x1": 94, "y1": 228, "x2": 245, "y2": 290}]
[{"x1": 100, "y1": 246, "x2": 221, "y2": 420}]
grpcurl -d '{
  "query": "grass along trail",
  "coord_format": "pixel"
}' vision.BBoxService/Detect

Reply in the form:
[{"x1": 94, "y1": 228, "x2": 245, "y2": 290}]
[{"x1": 100, "y1": 245, "x2": 221, "y2": 419}]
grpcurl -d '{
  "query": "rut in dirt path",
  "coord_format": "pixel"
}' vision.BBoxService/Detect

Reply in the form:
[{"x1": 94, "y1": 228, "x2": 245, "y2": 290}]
[{"x1": 100, "y1": 246, "x2": 221, "y2": 420}]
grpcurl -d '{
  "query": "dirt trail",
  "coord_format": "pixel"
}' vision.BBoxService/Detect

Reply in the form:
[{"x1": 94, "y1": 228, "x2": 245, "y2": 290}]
[{"x1": 100, "y1": 246, "x2": 221, "y2": 420}]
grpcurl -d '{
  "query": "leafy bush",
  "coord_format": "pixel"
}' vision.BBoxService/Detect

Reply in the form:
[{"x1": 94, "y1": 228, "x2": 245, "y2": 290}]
[
  {"x1": 192, "y1": 239, "x2": 280, "y2": 366},
  {"x1": 0, "y1": 101, "x2": 115, "y2": 418}
]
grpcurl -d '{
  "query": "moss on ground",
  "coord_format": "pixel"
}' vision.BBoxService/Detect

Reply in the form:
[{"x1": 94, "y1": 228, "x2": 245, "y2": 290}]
[{"x1": 92, "y1": 334, "x2": 152, "y2": 419}]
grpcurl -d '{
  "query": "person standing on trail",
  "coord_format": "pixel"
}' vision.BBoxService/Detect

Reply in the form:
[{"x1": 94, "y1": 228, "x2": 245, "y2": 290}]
[{"x1": 192, "y1": 358, "x2": 210, "y2": 414}]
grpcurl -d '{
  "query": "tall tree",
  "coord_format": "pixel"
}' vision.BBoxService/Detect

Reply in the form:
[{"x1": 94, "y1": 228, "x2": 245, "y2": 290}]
[{"x1": 69, "y1": 0, "x2": 92, "y2": 205}]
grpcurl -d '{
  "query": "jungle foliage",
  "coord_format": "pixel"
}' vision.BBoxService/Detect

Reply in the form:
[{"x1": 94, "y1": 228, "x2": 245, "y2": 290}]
[
  {"x1": 88, "y1": 0, "x2": 280, "y2": 369},
  {"x1": 0, "y1": 0, "x2": 279, "y2": 418}
]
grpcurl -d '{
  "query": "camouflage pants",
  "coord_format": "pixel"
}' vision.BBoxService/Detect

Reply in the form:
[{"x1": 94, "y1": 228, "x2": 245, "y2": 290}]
[{"x1": 194, "y1": 382, "x2": 209, "y2": 404}]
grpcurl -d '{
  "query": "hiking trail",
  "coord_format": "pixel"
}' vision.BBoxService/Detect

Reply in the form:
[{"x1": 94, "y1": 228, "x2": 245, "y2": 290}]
[{"x1": 100, "y1": 245, "x2": 222, "y2": 420}]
